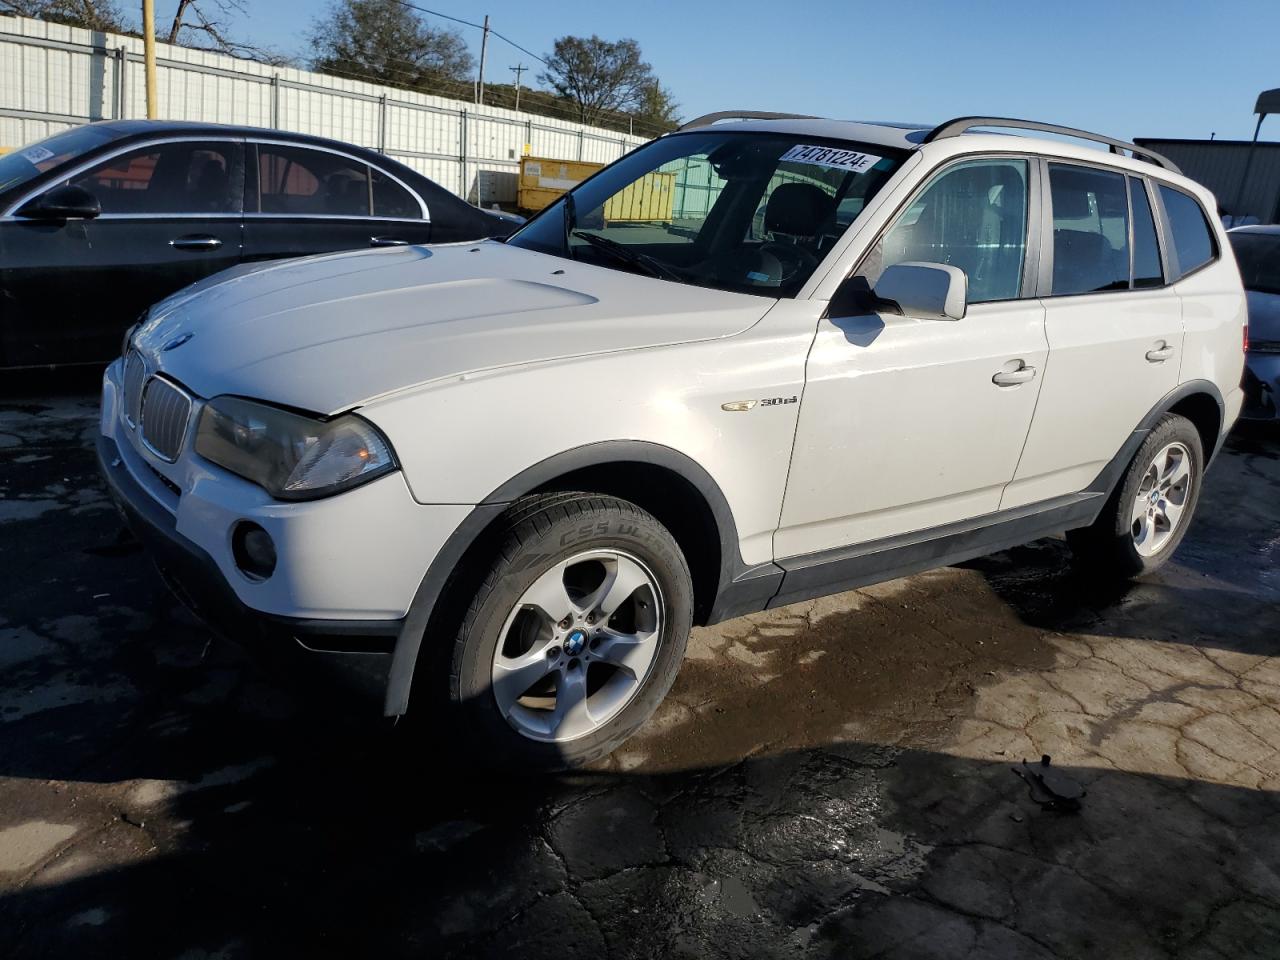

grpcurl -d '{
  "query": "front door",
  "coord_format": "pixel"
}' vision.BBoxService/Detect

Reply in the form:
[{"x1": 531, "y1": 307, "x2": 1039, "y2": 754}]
[
  {"x1": 1002, "y1": 167, "x2": 1181, "y2": 508},
  {"x1": 777, "y1": 156, "x2": 1048, "y2": 558},
  {"x1": 242, "y1": 143, "x2": 432, "y2": 263},
  {"x1": 0, "y1": 139, "x2": 244, "y2": 366}
]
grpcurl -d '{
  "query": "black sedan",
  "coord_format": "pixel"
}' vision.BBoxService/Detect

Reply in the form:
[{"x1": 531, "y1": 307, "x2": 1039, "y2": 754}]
[
  {"x1": 1228, "y1": 226, "x2": 1280, "y2": 421},
  {"x1": 0, "y1": 120, "x2": 521, "y2": 368}
]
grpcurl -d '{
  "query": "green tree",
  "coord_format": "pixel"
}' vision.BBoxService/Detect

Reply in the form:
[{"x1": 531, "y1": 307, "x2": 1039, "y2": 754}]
[
  {"x1": 538, "y1": 35, "x2": 661, "y2": 127},
  {"x1": 308, "y1": 0, "x2": 475, "y2": 93},
  {"x1": 635, "y1": 79, "x2": 680, "y2": 131}
]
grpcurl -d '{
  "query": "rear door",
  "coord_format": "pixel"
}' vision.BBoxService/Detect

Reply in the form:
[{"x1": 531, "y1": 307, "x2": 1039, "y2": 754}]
[
  {"x1": 242, "y1": 142, "x2": 432, "y2": 262},
  {"x1": 1003, "y1": 165, "x2": 1181, "y2": 508},
  {"x1": 0, "y1": 138, "x2": 243, "y2": 366}
]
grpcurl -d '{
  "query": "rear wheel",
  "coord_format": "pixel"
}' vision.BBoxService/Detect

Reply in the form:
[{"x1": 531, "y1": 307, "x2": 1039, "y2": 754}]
[
  {"x1": 1067, "y1": 413, "x2": 1204, "y2": 579},
  {"x1": 446, "y1": 493, "x2": 692, "y2": 770}
]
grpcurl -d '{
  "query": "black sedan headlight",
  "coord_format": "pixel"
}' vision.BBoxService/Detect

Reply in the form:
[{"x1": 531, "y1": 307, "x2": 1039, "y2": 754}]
[{"x1": 194, "y1": 397, "x2": 397, "y2": 500}]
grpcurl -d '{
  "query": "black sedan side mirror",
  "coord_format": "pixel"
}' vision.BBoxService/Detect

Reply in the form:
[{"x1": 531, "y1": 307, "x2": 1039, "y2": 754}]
[{"x1": 16, "y1": 184, "x2": 102, "y2": 221}]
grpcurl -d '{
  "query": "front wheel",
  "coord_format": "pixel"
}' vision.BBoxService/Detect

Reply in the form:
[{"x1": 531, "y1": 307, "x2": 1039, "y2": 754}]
[
  {"x1": 446, "y1": 493, "x2": 693, "y2": 770},
  {"x1": 1067, "y1": 413, "x2": 1205, "y2": 579}
]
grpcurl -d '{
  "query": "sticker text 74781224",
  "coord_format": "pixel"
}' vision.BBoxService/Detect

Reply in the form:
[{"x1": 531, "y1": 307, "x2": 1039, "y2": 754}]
[{"x1": 780, "y1": 144, "x2": 883, "y2": 175}]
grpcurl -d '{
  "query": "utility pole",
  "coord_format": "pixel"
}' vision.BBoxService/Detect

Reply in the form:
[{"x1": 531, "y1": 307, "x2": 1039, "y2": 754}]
[
  {"x1": 510, "y1": 63, "x2": 527, "y2": 111},
  {"x1": 142, "y1": 0, "x2": 158, "y2": 119},
  {"x1": 476, "y1": 14, "x2": 490, "y2": 105}
]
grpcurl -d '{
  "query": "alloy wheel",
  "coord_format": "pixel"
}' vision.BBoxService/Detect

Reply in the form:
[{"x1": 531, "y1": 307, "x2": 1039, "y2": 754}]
[
  {"x1": 491, "y1": 550, "x2": 663, "y2": 743},
  {"x1": 1131, "y1": 441, "x2": 1193, "y2": 557}
]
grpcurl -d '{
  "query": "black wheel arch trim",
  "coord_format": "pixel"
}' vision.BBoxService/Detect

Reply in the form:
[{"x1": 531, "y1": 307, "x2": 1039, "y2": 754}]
[
  {"x1": 1086, "y1": 379, "x2": 1225, "y2": 501},
  {"x1": 384, "y1": 440, "x2": 771, "y2": 716}
]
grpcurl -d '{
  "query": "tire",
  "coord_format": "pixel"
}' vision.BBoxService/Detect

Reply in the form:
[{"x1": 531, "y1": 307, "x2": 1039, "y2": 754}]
[
  {"x1": 443, "y1": 492, "x2": 693, "y2": 770},
  {"x1": 1066, "y1": 413, "x2": 1204, "y2": 579}
]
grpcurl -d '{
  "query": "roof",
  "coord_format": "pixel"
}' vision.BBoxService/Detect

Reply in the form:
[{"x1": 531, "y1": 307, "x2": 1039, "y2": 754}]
[
  {"x1": 673, "y1": 117, "x2": 928, "y2": 151},
  {"x1": 80, "y1": 118, "x2": 399, "y2": 160},
  {"x1": 672, "y1": 115, "x2": 1184, "y2": 177}
]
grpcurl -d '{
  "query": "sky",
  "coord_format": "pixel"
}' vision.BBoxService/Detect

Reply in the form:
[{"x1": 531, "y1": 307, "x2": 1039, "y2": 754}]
[{"x1": 157, "y1": 0, "x2": 1280, "y2": 142}]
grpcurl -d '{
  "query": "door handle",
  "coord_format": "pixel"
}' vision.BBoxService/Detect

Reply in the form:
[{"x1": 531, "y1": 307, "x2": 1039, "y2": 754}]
[
  {"x1": 1145, "y1": 344, "x2": 1175, "y2": 363},
  {"x1": 370, "y1": 236, "x2": 410, "y2": 247},
  {"x1": 171, "y1": 235, "x2": 223, "y2": 251},
  {"x1": 992, "y1": 363, "x2": 1037, "y2": 387}
]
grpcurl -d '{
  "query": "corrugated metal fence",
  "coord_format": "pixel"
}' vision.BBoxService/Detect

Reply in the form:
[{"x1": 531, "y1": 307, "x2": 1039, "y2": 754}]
[
  {"x1": 1135, "y1": 138, "x2": 1280, "y2": 224},
  {"x1": 0, "y1": 15, "x2": 647, "y2": 207}
]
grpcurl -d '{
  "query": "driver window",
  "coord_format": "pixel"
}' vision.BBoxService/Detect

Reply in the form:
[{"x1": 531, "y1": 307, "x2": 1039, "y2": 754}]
[
  {"x1": 860, "y1": 158, "x2": 1029, "y2": 303},
  {"x1": 68, "y1": 141, "x2": 241, "y2": 215}
]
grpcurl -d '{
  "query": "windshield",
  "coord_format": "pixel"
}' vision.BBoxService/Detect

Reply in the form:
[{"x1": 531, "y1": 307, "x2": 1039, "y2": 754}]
[
  {"x1": 507, "y1": 132, "x2": 906, "y2": 297},
  {"x1": 0, "y1": 125, "x2": 122, "y2": 196},
  {"x1": 1230, "y1": 232, "x2": 1280, "y2": 295}
]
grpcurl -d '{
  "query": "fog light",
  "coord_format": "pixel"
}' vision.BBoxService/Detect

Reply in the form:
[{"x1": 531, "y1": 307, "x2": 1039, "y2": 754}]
[{"x1": 232, "y1": 521, "x2": 277, "y2": 580}]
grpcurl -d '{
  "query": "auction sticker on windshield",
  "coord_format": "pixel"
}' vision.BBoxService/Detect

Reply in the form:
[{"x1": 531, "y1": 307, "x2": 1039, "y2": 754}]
[
  {"x1": 780, "y1": 144, "x2": 882, "y2": 174},
  {"x1": 21, "y1": 145, "x2": 55, "y2": 164}
]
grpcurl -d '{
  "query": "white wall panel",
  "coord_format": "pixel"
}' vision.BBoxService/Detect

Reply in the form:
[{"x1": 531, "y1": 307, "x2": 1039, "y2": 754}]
[{"x1": 0, "y1": 15, "x2": 646, "y2": 204}]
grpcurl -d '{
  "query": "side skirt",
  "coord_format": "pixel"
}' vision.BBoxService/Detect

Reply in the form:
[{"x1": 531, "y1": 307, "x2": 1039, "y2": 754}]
[{"x1": 764, "y1": 491, "x2": 1104, "y2": 611}]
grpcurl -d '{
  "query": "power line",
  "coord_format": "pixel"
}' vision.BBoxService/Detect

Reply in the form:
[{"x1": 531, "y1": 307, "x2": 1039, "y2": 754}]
[{"x1": 388, "y1": 0, "x2": 550, "y2": 66}]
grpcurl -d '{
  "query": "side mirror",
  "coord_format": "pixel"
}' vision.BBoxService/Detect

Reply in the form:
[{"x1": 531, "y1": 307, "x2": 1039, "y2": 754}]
[
  {"x1": 871, "y1": 262, "x2": 967, "y2": 321},
  {"x1": 16, "y1": 184, "x2": 102, "y2": 221}
]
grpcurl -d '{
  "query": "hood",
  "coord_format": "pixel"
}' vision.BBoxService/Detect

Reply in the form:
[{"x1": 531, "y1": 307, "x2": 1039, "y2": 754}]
[
  {"x1": 134, "y1": 242, "x2": 774, "y2": 414},
  {"x1": 1246, "y1": 289, "x2": 1280, "y2": 342}
]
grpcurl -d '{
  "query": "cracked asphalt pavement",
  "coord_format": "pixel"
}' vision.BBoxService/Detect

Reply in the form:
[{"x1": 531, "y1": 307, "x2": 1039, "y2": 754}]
[{"x1": 2, "y1": 386, "x2": 1279, "y2": 959}]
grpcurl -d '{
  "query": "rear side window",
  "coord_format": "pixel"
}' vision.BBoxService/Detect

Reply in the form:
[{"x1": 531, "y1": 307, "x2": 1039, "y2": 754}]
[
  {"x1": 1048, "y1": 164, "x2": 1129, "y2": 295},
  {"x1": 371, "y1": 169, "x2": 420, "y2": 219},
  {"x1": 1129, "y1": 178, "x2": 1163, "y2": 288},
  {"x1": 1159, "y1": 185, "x2": 1216, "y2": 278},
  {"x1": 257, "y1": 144, "x2": 370, "y2": 216}
]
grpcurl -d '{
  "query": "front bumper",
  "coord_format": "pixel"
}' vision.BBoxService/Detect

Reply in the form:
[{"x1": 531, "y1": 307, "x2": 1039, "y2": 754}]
[
  {"x1": 1243, "y1": 353, "x2": 1280, "y2": 421},
  {"x1": 98, "y1": 430, "x2": 398, "y2": 710},
  {"x1": 98, "y1": 358, "x2": 472, "y2": 714}
]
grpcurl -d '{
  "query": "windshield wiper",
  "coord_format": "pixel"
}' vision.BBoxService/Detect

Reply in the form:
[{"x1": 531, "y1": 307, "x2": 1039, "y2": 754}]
[{"x1": 571, "y1": 230, "x2": 684, "y2": 282}]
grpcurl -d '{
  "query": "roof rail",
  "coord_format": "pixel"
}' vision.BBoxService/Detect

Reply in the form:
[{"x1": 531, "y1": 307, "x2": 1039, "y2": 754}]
[
  {"x1": 676, "y1": 110, "x2": 819, "y2": 133},
  {"x1": 923, "y1": 116, "x2": 1181, "y2": 173}
]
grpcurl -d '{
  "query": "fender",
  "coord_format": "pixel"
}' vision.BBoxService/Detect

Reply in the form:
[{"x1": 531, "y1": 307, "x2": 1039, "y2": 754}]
[
  {"x1": 1085, "y1": 379, "x2": 1225, "y2": 502},
  {"x1": 383, "y1": 440, "x2": 774, "y2": 716}
]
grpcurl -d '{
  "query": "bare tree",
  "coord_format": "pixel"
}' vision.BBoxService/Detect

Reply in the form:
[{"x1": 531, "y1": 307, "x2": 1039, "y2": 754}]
[
  {"x1": 1, "y1": 0, "x2": 125, "y2": 32},
  {"x1": 538, "y1": 35, "x2": 660, "y2": 126},
  {"x1": 309, "y1": 0, "x2": 475, "y2": 91},
  {"x1": 166, "y1": 0, "x2": 293, "y2": 65}
]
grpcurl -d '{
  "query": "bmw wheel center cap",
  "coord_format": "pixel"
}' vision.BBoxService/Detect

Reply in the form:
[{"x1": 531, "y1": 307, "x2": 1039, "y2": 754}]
[{"x1": 564, "y1": 629, "x2": 587, "y2": 656}]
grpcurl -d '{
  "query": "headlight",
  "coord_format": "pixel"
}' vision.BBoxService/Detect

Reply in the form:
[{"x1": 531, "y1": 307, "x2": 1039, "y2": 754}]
[{"x1": 194, "y1": 396, "x2": 397, "y2": 500}]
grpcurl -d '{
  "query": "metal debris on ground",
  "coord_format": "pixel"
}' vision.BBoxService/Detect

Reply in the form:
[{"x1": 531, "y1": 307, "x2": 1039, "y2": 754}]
[{"x1": 1013, "y1": 755, "x2": 1086, "y2": 813}]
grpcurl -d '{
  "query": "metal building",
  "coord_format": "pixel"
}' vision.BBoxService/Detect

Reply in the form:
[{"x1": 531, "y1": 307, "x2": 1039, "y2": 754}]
[{"x1": 1134, "y1": 137, "x2": 1280, "y2": 224}]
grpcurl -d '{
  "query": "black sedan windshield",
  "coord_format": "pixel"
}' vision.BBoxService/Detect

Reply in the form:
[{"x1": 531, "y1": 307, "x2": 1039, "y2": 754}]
[
  {"x1": 507, "y1": 131, "x2": 905, "y2": 297},
  {"x1": 0, "y1": 125, "x2": 121, "y2": 195}
]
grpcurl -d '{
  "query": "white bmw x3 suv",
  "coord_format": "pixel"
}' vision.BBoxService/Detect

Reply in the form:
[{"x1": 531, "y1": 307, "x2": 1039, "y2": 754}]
[{"x1": 99, "y1": 113, "x2": 1246, "y2": 767}]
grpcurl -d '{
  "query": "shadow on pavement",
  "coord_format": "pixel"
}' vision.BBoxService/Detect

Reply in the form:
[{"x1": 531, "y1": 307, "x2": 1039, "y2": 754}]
[{"x1": 1, "y1": 728, "x2": 1278, "y2": 959}]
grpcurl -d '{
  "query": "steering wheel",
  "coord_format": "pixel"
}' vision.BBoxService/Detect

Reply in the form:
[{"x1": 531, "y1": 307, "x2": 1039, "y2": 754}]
[{"x1": 759, "y1": 241, "x2": 819, "y2": 284}]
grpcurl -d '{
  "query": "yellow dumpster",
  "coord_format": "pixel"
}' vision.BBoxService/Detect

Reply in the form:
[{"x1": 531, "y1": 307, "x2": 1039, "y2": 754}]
[
  {"x1": 517, "y1": 157, "x2": 675, "y2": 223},
  {"x1": 518, "y1": 156, "x2": 604, "y2": 213},
  {"x1": 603, "y1": 171, "x2": 675, "y2": 223}
]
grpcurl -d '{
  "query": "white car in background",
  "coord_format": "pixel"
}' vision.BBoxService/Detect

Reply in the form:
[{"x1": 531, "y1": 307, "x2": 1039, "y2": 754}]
[{"x1": 98, "y1": 112, "x2": 1246, "y2": 768}]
